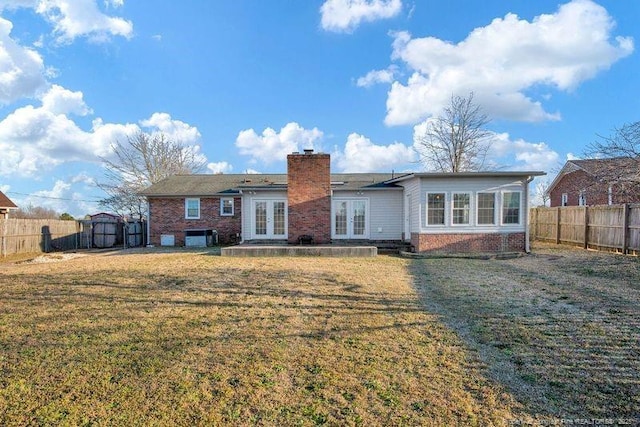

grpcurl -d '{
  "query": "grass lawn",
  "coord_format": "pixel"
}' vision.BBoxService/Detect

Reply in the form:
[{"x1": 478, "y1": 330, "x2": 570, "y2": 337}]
[
  {"x1": 410, "y1": 243, "x2": 640, "y2": 421},
  {"x1": 1, "y1": 245, "x2": 637, "y2": 425},
  {"x1": 0, "y1": 249, "x2": 522, "y2": 426}
]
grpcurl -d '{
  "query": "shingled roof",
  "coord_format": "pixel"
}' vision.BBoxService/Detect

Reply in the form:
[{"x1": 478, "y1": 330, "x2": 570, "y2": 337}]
[
  {"x1": 547, "y1": 157, "x2": 640, "y2": 195},
  {"x1": 0, "y1": 190, "x2": 17, "y2": 209},
  {"x1": 140, "y1": 173, "x2": 403, "y2": 197}
]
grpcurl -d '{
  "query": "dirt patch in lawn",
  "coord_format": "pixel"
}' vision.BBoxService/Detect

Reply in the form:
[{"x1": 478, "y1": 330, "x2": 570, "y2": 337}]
[
  {"x1": 409, "y1": 243, "x2": 640, "y2": 420},
  {"x1": 0, "y1": 250, "x2": 529, "y2": 426}
]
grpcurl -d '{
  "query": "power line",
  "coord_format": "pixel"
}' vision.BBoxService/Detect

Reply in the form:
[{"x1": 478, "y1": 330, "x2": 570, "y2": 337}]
[{"x1": 6, "y1": 191, "x2": 102, "y2": 203}]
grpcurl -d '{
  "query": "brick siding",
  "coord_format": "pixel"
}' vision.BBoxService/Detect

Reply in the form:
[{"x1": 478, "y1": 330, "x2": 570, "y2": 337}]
[
  {"x1": 149, "y1": 197, "x2": 241, "y2": 246},
  {"x1": 550, "y1": 170, "x2": 609, "y2": 207},
  {"x1": 287, "y1": 152, "x2": 331, "y2": 244},
  {"x1": 411, "y1": 232, "x2": 526, "y2": 252}
]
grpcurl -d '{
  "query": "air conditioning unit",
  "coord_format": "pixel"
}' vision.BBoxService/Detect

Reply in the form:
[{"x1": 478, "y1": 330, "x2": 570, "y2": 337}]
[{"x1": 160, "y1": 234, "x2": 175, "y2": 246}]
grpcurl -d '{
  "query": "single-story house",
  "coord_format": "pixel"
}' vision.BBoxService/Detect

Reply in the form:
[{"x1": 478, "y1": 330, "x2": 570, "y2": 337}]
[
  {"x1": 141, "y1": 150, "x2": 545, "y2": 253},
  {"x1": 0, "y1": 190, "x2": 18, "y2": 219},
  {"x1": 548, "y1": 158, "x2": 640, "y2": 207}
]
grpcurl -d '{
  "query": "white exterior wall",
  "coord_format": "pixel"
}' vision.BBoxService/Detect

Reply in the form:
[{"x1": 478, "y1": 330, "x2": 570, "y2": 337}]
[
  {"x1": 399, "y1": 178, "x2": 421, "y2": 235},
  {"x1": 332, "y1": 189, "x2": 403, "y2": 241},
  {"x1": 241, "y1": 190, "x2": 288, "y2": 241},
  {"x1": 402, "y1": 176, "x2": 529, "y2": 234}
]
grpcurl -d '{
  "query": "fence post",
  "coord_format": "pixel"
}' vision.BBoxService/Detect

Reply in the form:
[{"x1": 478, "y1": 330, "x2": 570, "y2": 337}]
[
  {"x1": 622, "y1": 203, "x2": 630, "y2": 254},
  {"x1": 1, "y1": 218, "x2": 6, "y2": 258},
  {"x1": 555, "y1": 207, "x2": 561, "y2": 244},
  {"x1": 583, "y1": 206, "x2": 589, "y2": 249}
]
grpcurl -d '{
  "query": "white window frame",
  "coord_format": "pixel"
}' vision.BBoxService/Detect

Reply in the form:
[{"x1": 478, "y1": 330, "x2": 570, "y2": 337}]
[
  {"x1": 185, "y1": 198, "x2": 200, "y2": 219},
  {"x1": 476, "y1": 192, "x2": 496, "y2": 226},
  {"x1": 608, "y1": 185, "x2": 613, "y2": 205},
  {"x1": 501, "y1": 191, "x2": 522, "y2": 225},
  {"x1": 578, "y1": 191, "x2": 586, "y2": 206},
  {"x1": 426, "y1": 192, "x2": 446, "y2": 226},
  {"x1": 451, "y1": 192, "x2": 471, "y2": 226},
  {"x1": 220, "y1": 197, "x2": 234, "y2": 216},
  {"x1": 561, "y1": 193, "x2": 568, "y2": 206}
]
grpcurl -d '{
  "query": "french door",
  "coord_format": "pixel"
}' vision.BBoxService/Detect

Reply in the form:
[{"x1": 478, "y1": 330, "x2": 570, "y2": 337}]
[
  {"x1": 332, "y1": 199, "x2": 368, "y2": 239},
  {"x1": 253, "y1": 199, "x2": 287, "y2": 239}
]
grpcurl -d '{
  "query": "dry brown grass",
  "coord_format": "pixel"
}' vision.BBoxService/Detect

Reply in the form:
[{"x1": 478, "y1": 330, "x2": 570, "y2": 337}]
[
  {"x1": 409, "y1": 242, "x2": 640, "y2": 421},
  {"x1": 0, "y1": 249, "x2": 524, "y2": 426}
]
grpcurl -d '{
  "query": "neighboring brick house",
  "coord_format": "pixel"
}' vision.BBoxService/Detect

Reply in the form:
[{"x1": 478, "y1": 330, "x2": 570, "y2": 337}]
[
  {"x1": 141, "y1": 151, "x2": 544, "y2": 253},
  {"x1": 0, "y1": 190, "x2": 18, "y2": 219},
  {"x1": 548, "y1": 158, "x2": 640, "y2": 207}
]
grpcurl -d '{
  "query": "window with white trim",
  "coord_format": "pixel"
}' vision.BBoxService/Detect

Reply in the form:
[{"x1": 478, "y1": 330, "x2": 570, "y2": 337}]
[
  {"x1": 452, "y1": 192, "x2": 471, "y2": 225},
  {"x1": 561, "y1": 193, "x2": 568, "y2": 206},
  {"x1": 578, "y1": 191, "x2": 586, "y2": 206},
  {"x1": 426, "y1": 193, "x2": 445, "y2": 225},
  {"x1": 502, "y1": 192, "x2": 521, "y2": 225},
  {"x1": 608, "y1": 186, "x2": 613, "y2": 205},
  {"x1": 477, "y1": 192, "x2": 496, "y2": 225},
  {"x1": 185, "y1": 198, "x2": 200, "y2": 219},
  {"x1": 221, "y1": 197, "x2": 234, "y2": 216}
]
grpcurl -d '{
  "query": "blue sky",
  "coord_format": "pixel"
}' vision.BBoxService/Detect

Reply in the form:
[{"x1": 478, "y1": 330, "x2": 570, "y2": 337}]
[{"x1": 0, "y1": 0, "x2": 637, "y2": 216}]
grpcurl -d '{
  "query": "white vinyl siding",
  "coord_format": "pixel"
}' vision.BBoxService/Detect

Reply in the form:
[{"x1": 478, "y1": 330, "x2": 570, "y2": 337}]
[
  {"x1": 185, "y1": 198, "x2": 200, "y2": 219},
  {"x1": 412, "y1": 176, "x2": 528, "y2": 233},
  {"x1": 335, "y1": 189, "x2": 403, "y2": 240}
]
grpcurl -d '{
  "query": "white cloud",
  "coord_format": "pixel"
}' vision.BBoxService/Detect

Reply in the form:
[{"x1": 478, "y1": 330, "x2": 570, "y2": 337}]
[
  {"x1": 41, "y1": 84, "x2": 92, "y2": 115},
  {"x1": 320, "y1": 0, "x2": 402, "y2": 33},
  {"x1": 17, "y1": 179, "x2": 98, "y2": 217},
  {"x1": 334, "y1": 132, "x2": 415, "y2": 172},
  {"x1": 0, "y1": 85, "x2": 203, "y2": 177},
  {"x1": 356, "y1": 65, "x2": 398, "y2": 87},
  {"x1": 0, "y1": 184, "x2": 9, "y2": 193},
  {"x1": 207, "y1": 161, "x2": 233, "y2": 174},
  {"x1": 71, "y1": 171, "x2": 97, "y2": 186},
  {"x1": 0, "y1": 0, "x2": 133, "y2": 43},
  {"x1": 0, "y1": 17, "x2": 48, "y2": 104},
  {"x1": 489, "y1": 132, "x2": 560, "y2": 171},
  {"x1": 412, "y1": 122, "x2": 559, "y2": 172},
  {"x1": 381, "y1": 0, "x2": 633, "y2": 125},
  {"x1": 139, "y1": 112, "x2": 201, "y2": 144},
  {"x1": 236, "y1": 122, "x2": 324, "y2": 164}
]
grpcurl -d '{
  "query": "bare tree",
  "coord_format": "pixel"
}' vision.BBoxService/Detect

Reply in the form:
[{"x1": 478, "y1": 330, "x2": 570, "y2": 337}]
[
  {"x1": 415, "y1": 93, "x2": 493, "y2": 172},
  {"x1": 533, "y1": 179, "x2": 551, "y2": 207},
  {"x1": 585, "y1": 121, "x2": 640, "y2": 199},
  {"x1": 99, "y1": 132, "x2": 207, "y2": 218},
  {"x1": 13, "y1": 204, "x2": 60, "y2": 219}
]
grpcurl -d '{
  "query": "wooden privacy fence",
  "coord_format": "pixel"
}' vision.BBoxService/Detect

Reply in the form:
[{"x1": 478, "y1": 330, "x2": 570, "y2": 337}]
[
  {"x1": 530, "y1": 204, "x2": 640, "y2": 255},
  {"x1": 0, "y1": 219, "x2": 92, "y2": 257}
]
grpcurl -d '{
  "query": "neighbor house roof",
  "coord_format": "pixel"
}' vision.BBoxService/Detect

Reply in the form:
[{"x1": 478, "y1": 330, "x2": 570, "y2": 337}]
[
  {"x1": 0, "y1": 190, "x2": 18, "y2": 209},
  {"x1": 547, "y1": 157, "x2": 639, "y2": 194},
  {"x1": 140, "y1": 173, "x2": 404, "y2": 197}
]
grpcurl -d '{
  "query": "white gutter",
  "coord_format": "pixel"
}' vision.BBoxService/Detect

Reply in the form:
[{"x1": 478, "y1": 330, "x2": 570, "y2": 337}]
[{"x1": 525, "y1": 176, "x2": 535, "y2": 253}]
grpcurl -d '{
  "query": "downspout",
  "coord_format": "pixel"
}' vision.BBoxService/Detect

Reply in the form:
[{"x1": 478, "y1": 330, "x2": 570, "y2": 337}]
[
  {"x1": 146, "y1": 200, "x2": 152, "y2": 247},
  {"x1": 525, "y1": 176, "x2": 534, "y2": 253},
  {"x1": 238, "y1": 190, "x2": 244, "y2": 244}
]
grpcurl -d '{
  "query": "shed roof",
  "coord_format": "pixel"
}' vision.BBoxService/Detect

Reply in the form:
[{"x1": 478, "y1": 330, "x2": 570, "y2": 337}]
[{"x1": 0, "y1": 191, "x2": 17, "y2": 209}]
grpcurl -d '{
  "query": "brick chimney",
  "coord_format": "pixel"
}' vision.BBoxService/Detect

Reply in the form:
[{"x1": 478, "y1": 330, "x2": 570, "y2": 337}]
[{"x1": 287, "y1": 150, "x2": 331, "y2": 244}]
